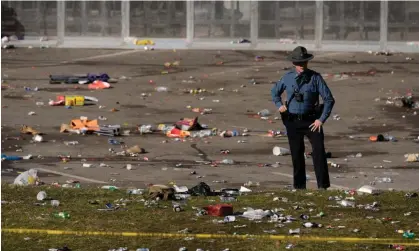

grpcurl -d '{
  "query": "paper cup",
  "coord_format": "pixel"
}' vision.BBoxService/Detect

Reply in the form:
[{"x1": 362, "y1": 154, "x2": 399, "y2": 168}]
[{"x1": 273, "y1": 146, "x2": 290, "y2": 156}]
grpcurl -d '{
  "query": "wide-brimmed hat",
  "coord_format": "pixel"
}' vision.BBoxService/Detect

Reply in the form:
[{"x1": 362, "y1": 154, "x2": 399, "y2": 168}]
[{"x1": 287, "y1": 46, "x2": 314, "y2": 63}]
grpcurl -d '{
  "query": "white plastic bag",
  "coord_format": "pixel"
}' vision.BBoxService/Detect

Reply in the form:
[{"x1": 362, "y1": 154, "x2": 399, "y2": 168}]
[
  {"x1": 242, "y1": 208, "x2": 270, "y2": 220},
  {"x1": 14, "y1": 169, "x2": 38, "y2": 186}
]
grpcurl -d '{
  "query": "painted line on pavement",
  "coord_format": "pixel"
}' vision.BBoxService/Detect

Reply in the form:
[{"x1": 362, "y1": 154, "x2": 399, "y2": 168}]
[
  {"x1": 3, "y1": 228, "x2": 419, "y2": 246},
  {"x1": 37, "y1": 167, "x2": 107, "y2": 184},
  {"x1": 60, "y1": 49, "x2": 145, "y2": 64}
]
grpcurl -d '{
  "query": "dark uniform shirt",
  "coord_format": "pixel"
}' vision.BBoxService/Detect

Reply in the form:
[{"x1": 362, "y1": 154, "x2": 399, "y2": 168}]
[{"x1": 271, "y1": 69, "x2": 335, "y2": 123}]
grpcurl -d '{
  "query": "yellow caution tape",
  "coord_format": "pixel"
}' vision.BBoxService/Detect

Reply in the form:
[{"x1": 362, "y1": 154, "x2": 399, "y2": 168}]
[{"x1": 2, "y1": 228, "x2": 419, "y2": 246}]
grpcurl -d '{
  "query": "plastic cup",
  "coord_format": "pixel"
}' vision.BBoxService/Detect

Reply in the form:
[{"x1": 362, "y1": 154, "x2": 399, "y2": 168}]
[
  {"x1": 273, "y1": 146, "x2": 290, "y2": 156},
  {"x1": 36, "y1": 191, "x2": 47, "y2": 201},
  {"x1": 51, "y1": 200, "x2": 60, "y2": 207}
]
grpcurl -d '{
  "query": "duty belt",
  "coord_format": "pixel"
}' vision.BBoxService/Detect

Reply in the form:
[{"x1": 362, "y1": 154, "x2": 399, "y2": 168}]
[{"x1": 287, "y1": 113, "x2": 316, "y2": 121}]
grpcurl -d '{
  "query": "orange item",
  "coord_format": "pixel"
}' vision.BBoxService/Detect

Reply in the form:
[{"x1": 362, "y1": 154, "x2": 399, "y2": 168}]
[
  {"x1": 70, "y1": 119, "x2": 99, "y2": 131},
  {"x1": 88, "y1": 80, "x2": 111, "y2": 90},
  {"x1": 369, "y1": 136, "x2": 377, "y2": 142},
  {"x1": 166, "y1": 128, "x2": 190, "y2": 138}
]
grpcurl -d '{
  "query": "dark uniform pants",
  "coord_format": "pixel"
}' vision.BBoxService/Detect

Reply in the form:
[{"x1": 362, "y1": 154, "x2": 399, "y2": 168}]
[{"x1": 283, "y1": 117, "x2": 330, "y2": 189}]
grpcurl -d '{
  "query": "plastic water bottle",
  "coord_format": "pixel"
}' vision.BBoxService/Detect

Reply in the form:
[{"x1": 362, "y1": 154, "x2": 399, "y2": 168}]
[
  {"x1": 64, "y1": 141, "x2": 79, "y2": 146},
  {"x1": 155, "y1": 86, "x2": 168, "y2": 92},
  {"x1": 139, "y1": 125, "x2": 154, "y2": 134},
  {"x1": 375, "y1": 177, "x2": 393, "y2": 183},
  {"x1": 303, "y1": 222, "x2": 321, "y2": 228},
  {"x1": 220, "y1": 159, "x2": 235, "y2": 164},
  {"x1": 136, "y1": 248, "x2": 150, "y2": 251},
  {"x1": 220, "y1": 196, "x2": 237, "y2": 202},
  {"x1": 191, "y1": 129, "x2": 216, "y2": 138},
  {"x1": 384, "y1": 135, "x2": 397, "y2": 142},
  {"x1": 127, "y1": 189, "x2": 144, "y2": 195}
]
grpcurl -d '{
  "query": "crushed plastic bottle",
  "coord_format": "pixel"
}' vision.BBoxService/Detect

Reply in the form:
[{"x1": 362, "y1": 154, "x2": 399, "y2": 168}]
[
  {"x1": 191, "y1": 129, "x2": 217, "y2": 138},
  {"x1": 303, "y1": 222, "x2": 322, "y2": 228},
  {"x1": 242, "y1": 208, "x2": 271, "y2": 220},
  {"x1": 289, "y1": 228, "x2": 301, "y2": 235},
  {"x1": 155, "y1": 86, "x2": 168, "y2": 92},
  {"x1": 136, "y1": 249, "x2": 150, "y2": 251},
  {"x1": 220, "y1": 196, "x2": 237, "y2": 202},
  {"x1": 375, "y1": 177, "x2": 393, "y2": 183},
  {"x1": 220, "y1": 159, "x2": 235, "y2": 165},
  {"x1": 139, "y1": 125, "x2": 154, "y2": 134},
  {"x1": 64, "y1": 141, "x2": 79, "y2": 146},
  {"x1": 384, "y1": 135, "x2": 397, "y2": 142},
  {"x1": 102, "y1": 185, "x2": 118, "y2": 191},
  {"x1": 127, "y1": 189, "x2": 144, "y2": 195},
  {"x1": 257, "y1": 109, "x2": 271, "y2": 117},
  {"x1": 338, "y1": 200, "x2": 355, "y2": 207}
]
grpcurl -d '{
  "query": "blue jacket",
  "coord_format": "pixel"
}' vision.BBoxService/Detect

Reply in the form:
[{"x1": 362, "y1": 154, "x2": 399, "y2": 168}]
[{"x1": 271, "y1": 69, "x2": 335, "y2": 123}]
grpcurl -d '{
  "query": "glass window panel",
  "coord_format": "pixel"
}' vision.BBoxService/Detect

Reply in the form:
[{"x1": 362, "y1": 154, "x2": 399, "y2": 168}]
[
  {"x1": 388, "y1": 1, "x2": 419, "y2": 41},
  {"x1": 323, "y1": 1, "x2": 380, "y2": 41},
  {"x1": 194, "y1": 1, "x2": 250, "y2": 38},
  {"x1": 258, "y1": 1, "x2": 316, "y2": 40},
  {"x1": 65, "y1": 1, "x2": 121, "y2": 37},
  {"x1": 4, "y1": 1, "x2": 57, "y2": 38},
  {"x1": 130, "y1": 1, "x2": 186, "y2": 38}
]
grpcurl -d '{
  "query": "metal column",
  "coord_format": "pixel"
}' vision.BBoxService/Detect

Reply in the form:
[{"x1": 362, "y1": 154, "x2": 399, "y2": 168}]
[
  {"x1": 36, "y1": 1, "x2": 43, "y2": 36},
  {"x1": 230, "y1": 1, "x2": 235, "y2": 38},
  {"x1": 315, "y1": 0, "x2": 324, "y2": 48},
  {"x1": 379, "y1": 0, "x2": 388, "y2": 51},
  {"x1": 100, "y1": 1, "x2": 108, "y2": 36},
  {"x1": 81, "y1": 1, "x2": 88, "y2": 35},
  {"x1": 57, "y1": 0, "x2": 65, "y2": 45},
  {"x1": 186, "y1": 1, "x2": 194, "y2": 42},
  {"x1": 121, "y1": 0, "x2": 130, "y2": 40},
  {"x1": 250, "y1": 0, "x2": 258, "y2": 44}
]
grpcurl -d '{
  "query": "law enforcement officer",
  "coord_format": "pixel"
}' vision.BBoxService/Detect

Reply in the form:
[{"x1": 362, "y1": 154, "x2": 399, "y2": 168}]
[{"x1": 271, "y1": 46, "x2": 335, "y2": 190}]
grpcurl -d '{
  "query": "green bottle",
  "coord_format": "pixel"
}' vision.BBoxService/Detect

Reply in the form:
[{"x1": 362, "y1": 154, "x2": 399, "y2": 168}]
[{"x1": 54, "y1": 212, "x2": 70, "y2": 219}]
